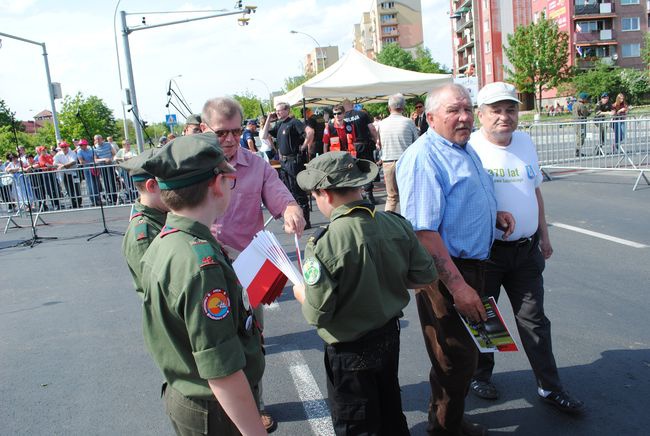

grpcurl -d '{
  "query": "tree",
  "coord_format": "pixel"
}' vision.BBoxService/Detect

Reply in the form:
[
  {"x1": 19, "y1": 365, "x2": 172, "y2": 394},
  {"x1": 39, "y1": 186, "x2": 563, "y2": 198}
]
[
  {"x1": 283, "y1": 74, "x2": 311, "y2": 93},
  {"x1": 619, "y1": 68, "x2": 650, "y2": 104},
  {"x1": 641, "y1": 32, "x2": 650, "y2": 69},
  {"x1": 0, "y1": 99, "x2": 23, "y2": 131},
  {"x1": 571, "y1": 61, "x2": 623, "y2": 103},
  {"x1": 233, "y1": 92, "x2": 264, "y2": 120},
  {"x1": 504, "y1": 13, "x2": 572, "y2": 113},
  {"x1": 376, "y1": 43, "x2": 417, "y2": 71},
  {"x1": 413, "y1": 46, "x2": 450, "y2": 74},
  {"x1": 58, "y1": 93, "x2": 117, "y2": 142},
  {"x1": 0, "y1": 125, "x2": 39, "y2": 157}
]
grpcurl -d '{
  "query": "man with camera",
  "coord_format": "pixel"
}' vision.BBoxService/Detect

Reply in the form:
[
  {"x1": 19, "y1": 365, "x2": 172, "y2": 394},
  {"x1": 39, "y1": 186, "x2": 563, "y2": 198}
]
[{"x1": 261, "y1": 102, "x2": 311, "y2": 229}]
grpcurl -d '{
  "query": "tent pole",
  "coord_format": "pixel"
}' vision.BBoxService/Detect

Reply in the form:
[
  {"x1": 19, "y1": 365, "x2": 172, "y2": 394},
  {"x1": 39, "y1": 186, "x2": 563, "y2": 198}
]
[{"x1": 302, "y1": 98, "x2": 307, "y2": 123}]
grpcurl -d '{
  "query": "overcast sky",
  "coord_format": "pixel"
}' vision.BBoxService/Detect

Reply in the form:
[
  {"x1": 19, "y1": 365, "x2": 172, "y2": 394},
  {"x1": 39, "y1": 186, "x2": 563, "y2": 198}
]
[{"x1": 0, "y1": 0, "x2": 452, "y2": 124}]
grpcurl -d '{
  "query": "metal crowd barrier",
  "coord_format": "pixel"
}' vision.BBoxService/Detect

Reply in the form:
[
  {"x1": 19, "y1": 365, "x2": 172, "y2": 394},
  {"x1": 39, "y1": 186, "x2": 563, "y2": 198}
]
[
  {"x1": 520, "y1": 117, "x2": 650, "y2": 191},
  {"x1": 1, "y1": 163, "x2": 136, "y2": 233}
]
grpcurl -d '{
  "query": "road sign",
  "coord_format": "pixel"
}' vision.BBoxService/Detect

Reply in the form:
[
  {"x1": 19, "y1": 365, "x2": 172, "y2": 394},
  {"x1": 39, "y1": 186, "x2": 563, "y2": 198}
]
[{"x1": 165, "y1": 114, "x2": 177, "y2": 125}]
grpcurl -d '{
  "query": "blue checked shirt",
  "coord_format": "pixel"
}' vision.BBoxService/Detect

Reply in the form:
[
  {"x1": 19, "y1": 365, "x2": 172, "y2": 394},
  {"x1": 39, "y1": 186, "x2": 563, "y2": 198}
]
[{"x1": 396, "y1": 129, "x2": 497, "y2": 260}]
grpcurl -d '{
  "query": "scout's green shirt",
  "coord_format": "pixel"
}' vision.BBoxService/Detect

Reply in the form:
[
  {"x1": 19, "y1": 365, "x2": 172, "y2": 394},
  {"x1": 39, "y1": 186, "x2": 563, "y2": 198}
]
[
  {"x1": 121, "y1": 200, "x2": 166, "y2": 299},
  {"x1": 140, "y1": 213, "x2": 264, "y2": 400},
  {"x1": 302, "y1": 200, "x2": 436, "y2": 344}
]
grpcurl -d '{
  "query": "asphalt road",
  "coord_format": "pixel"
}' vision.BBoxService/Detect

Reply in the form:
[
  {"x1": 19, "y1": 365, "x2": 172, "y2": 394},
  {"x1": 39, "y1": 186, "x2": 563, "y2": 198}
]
[{"x1": 1, "y1": 170, "x2": 649, "y2": 436}]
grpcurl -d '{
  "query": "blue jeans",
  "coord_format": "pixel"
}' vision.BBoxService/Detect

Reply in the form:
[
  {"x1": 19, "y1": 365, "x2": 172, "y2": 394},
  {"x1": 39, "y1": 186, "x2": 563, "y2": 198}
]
[{"x1": 613, "y1": 120, "x2": 626, "y2": 151}]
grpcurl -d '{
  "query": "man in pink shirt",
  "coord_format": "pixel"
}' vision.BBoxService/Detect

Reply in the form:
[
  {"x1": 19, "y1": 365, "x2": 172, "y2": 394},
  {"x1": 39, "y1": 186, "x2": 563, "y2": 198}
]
[{"x1": 201, "y1": 96, "x2": 306, "y2": 433}]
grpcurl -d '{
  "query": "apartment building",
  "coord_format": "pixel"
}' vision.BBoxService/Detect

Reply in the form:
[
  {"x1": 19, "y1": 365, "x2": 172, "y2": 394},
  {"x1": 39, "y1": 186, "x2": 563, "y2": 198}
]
[
  {"x1": 449, "y1": 0, "x2": 532, "y2": 87},
  {"x1": 353, "y1": 0, "x2": 424, "y2": 59},
  {"x1": 304, "y1": 46, "x2": 340, "y2": 75},
  {"x1": 532, "y1": 0, "x2": 649, "y2": 71}
]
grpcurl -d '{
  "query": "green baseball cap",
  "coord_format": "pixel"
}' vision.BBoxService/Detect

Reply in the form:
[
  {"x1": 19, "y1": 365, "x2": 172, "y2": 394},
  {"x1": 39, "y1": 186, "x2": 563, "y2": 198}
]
[
  {"x1": 186, "y1": 114, "x2": 202, "y2": 125},
  {"x1": 297, "y1": 151, "x2": 378, "y2": 191},
  {"x1": 118, "y1": 148, "x2": 157, "y2": 182},
  {"x1": 142, "y1": 132, "x2": 235, "y2": 190}
]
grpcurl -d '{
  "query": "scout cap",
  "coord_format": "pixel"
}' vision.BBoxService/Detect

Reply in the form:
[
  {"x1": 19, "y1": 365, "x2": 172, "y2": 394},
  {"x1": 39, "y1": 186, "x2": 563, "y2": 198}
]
[
  {"x1": 477, "y1": 82, "x2": 521, "y2": 106},
  {"x1": 297, "y1": 151, "x2": 378, "y2": 191},
  {"x1": 142, "y1": 132, "x2": 235, "y2": 190},
  {"x1": 118, "y1": 148, "x2": 157, "y2": 182},
  {"x1": 186, "y1": 114, "x2": 202, "y2": 125}
]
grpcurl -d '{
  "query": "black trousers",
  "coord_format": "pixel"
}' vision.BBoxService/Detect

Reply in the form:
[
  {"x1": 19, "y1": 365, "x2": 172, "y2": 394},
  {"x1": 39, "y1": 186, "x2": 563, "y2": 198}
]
[
  {"x1": 325, "y1": 318, "x2": 409, "y2": 436},
  {"x1": 280, "y1": 156, "x2": 310, "y2": 223},
  {"x1": 62, "y1": 172, "x2": 82, "y2": 208},
  {"x1": 416, "y1": 258, "x2": 485, "y2": 436},
  {"x1": 473, "y1": 237, "x2": 562, "y2": 392}
]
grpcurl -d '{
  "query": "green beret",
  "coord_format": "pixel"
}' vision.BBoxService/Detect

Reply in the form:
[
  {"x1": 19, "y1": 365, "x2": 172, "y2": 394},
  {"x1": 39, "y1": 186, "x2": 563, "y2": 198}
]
[
  {"x1": 297, "y1": 151, "x2": 378, "y2": 191},
  {"x1": 186, "y1": 114, "x2": 202, "y2": 125},
  {"x1": 141, "y1": 132, "x2": 235, "y2": 190},
  {"x1": 118, "y1": 148, "x2": 157, "y2": 182}
]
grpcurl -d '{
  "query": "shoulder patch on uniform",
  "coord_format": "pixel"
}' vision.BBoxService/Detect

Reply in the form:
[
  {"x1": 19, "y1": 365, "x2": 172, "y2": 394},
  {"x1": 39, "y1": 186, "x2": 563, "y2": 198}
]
[
  {"x1": 385, "y1": 210, "x2": 406, "y2": 220},
  {"x1": 191, "y1": 240, "x2": 219, "y2": 268},
  {"x1": 159, "y1": 224, "x2": 180, "y2": 238},
  {"x1": 203, "y1": 289, "x2": 230, "y2": 320},
  {"x1": 302, "y1": 257, "x2": 321, "y2": 285},
  {"x1": 130, "y1": 211, "x2": 143, "y2": 222},
  {"x1": 308, "y1": 226, "x2": 328, "y2": 245},
  {"x1": 134, "y1": 220, "x2": 148, "y2": 241}
]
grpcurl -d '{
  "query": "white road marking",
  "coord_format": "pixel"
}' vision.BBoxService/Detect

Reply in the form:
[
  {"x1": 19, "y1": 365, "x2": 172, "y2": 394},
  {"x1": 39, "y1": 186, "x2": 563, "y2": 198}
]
[
  {"x1": 550, "y1": 222, "x2": 648, "y2": 248},
  {"x1": 266, "y1": 301, "x2": 280, "y2": 311},
  {"x1": 285, "y1": 351, "x2": 335, "y2": 436}
]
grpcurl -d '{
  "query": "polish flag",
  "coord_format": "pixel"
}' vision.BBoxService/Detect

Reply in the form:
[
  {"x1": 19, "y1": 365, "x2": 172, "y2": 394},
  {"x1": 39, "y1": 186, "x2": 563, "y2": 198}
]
[{"x1": 233, "y1": 231, "x2": 303, "y2": 308}]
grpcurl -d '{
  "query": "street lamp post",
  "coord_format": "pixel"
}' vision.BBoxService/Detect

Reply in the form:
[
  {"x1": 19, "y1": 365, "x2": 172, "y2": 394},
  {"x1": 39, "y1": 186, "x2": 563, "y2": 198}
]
[
  {"x1": 250, "y1": 78, "x2": 272, "y2": 112},
  {"x1": 119, "y1": 6, "x2": 256, "y2": 152},
  {"x1": 0, "y1": 31, "x2": 62, "y2": 142},
  {"x1": 290, "y1": 30, "x2": 325, "y2": 73}
]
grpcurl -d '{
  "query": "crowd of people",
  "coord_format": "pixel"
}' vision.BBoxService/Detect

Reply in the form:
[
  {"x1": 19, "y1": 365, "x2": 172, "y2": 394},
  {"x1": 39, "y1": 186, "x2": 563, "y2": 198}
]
[
  {"x1": 572, "y1": 92, "x2": 630, "y2": 157},
  {"x1": 0, "y1": 135, "x2": 142, "y2": 212},
  {"x1": 115, "y1": 83, "x2": 586, "y2": 436}
]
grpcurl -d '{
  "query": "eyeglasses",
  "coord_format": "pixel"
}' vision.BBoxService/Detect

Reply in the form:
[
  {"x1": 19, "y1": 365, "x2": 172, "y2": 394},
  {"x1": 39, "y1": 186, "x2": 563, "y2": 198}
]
[
  {"x1": 213, "y1": 128, "x2": 243, "y2": 140},
  {"x1": 333, "y1": 111, "x2": 343, "y2": 115},
  {"x1": 222, "y1": 173, "x2": 237, "y2": 190}
]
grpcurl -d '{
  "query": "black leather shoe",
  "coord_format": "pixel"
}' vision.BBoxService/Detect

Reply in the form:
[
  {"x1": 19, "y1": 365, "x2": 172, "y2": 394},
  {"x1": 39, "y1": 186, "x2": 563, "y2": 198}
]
[
  {"x1": 540, "y1": 391, "x2": 585, "y2": 415},
  {"x1": 470, "y1": 379, "x2": 499, "y2": 400},
  {"x1": 461, "y1": 419, "x2": 488, "y2": 436}
]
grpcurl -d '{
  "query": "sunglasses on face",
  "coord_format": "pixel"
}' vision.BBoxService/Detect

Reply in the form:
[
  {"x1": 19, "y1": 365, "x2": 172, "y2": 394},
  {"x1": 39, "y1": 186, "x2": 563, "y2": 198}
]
[
  {"x1": 212, "y1": 128, "x2": 243, "y2": 140},
  {"x1": 333, "y1": 111, "x2": 343, "y2": 115},
  {"x1": 415, "y1": 105, "x2": 423, "y2": 109}
]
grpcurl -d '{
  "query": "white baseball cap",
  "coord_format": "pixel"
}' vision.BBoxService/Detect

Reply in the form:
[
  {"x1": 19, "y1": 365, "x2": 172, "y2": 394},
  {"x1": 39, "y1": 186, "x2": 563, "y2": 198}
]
[{"x1": 477, "y1": 82, "x2": 521, "y2": 106}]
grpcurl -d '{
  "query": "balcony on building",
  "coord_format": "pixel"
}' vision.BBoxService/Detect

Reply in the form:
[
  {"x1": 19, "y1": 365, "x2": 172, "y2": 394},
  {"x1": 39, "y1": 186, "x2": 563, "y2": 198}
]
[
  {"x1": 574, "y1": 1, "x2": 615, "y2": 17},
  {"x1": 455, "y1": 12, "x2": 473, "y2": 33},
  {"x1": 456, "y1": 36, "x2": 475, "y2": 52},
  {"x1": 454, "y1": 0, "x2": 472, "y2": 10},
  {"x1": 574, "y1": 28, "x2": 615, "y2": 43},
  {"x1": 575, "y1": 45, "x2": 617, "y2": 69}
]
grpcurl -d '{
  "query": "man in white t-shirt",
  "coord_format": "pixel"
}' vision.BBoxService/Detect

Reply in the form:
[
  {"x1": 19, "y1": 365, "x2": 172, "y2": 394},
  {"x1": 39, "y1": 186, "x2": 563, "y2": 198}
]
[{"x1": 468, "y1": 82, "x2": 585, "y2": 415}]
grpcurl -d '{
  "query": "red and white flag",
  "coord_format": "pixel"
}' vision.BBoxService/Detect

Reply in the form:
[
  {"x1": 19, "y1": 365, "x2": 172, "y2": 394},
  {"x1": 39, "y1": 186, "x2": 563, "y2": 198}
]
[{"x1": 233, "y1": 231, "x2": 303, "y2": 308}]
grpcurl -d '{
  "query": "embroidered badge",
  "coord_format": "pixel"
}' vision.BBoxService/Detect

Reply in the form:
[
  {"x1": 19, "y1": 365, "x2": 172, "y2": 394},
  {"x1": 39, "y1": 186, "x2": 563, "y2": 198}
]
[
  {"x1": 302, "y1": 257, "x2": 321, "y2": 286},
  {"x1": 191, "y1": 240, "x2": 219, "y2": 268},
  {"x1": 135, "y1": 220, "x2": 148, "y2": 241},
  {"x1": 525, "y1": 165, "x2": 536, "y2": 179},
  {"x1": 203, "y1": 289, "x2": 230, "y2": 320}
]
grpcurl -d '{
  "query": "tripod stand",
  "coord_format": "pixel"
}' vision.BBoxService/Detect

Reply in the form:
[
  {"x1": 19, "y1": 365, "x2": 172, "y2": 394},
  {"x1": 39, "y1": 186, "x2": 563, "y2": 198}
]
[
  {"x1": 10, "y1": 116, "x2": 57, "y2": 247},
  {"x1": 75, "y1": 111, "x2": 123, "y2": 241}
]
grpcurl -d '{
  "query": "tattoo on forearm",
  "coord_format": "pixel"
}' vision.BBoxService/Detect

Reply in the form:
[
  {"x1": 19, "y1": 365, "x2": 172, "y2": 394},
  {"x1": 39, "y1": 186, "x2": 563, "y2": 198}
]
[{"x1": 432, "y1": 255, "x2": 461, "y2": 288}]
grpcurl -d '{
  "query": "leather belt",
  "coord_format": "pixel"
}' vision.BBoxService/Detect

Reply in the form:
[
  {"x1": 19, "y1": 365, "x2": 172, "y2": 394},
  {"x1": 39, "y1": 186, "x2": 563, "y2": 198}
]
[{"x1": 493, "y1": 236, "x2": 534, "y2": 247}]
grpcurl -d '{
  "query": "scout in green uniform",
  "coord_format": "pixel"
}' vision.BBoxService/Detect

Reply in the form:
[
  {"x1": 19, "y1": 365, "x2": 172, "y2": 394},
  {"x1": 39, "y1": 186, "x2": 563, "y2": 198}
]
[
  {"x1": 140, "y1": 133, "x2": 266, "y2": 436},
  {"x1": 293, "y1": 151, "x2": 438, "y2": 436},
  {"x1": 119, "y1": 149, "x2": 168, "y2": 298}
]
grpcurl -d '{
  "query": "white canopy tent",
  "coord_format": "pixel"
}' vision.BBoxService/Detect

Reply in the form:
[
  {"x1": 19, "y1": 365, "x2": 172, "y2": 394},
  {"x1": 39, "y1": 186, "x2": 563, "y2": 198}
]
[{"x1": 273, "y1": 49, "x2": 452, "y2": 107}]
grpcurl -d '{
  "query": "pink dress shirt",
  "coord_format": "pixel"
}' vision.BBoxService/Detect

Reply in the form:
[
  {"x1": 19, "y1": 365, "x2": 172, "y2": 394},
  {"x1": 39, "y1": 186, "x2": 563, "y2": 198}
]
[{"x1": 212, "y1": 149, "x2": 295, "y2": 251}]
